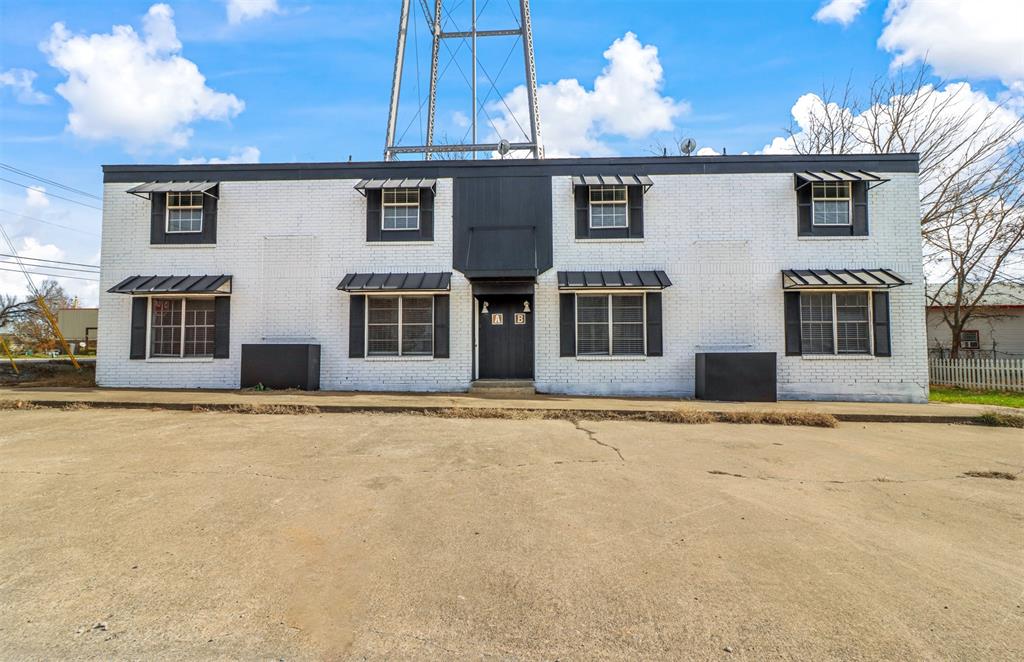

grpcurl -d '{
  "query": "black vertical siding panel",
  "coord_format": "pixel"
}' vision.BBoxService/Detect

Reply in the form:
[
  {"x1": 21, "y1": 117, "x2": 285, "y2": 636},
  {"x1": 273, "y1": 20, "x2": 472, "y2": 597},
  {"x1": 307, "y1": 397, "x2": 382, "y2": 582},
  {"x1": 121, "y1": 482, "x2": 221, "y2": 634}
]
[
  {"x1": 420, "y1": 187, "x2": 434, "y2": 241},
  {"x1": 628, "y1": 185, "x2": 644, "y2": 238},
  {"x1": 873, "y1": 291, "x2": 891, "y2": 356},
  {"x1": 213, "y1": 296, "x2": 230, "y2": 358},
  {"x1": 365, "y1": 190, "x2": 382, "y2": 242},
  {"x1": 796, "y1": 184, "x2": 812, "y2": 236},
  {"x1": 784, "y1": 292, "x2": 802, "y2": 356},
  {"x1": 645, "y1": 291, "x2": 662, "y2": 356},
  {"x1": 130, "y1": 298, "x2": 147, "y2": 359},
  {"x1": 433, "y1": 294, "x2": 449, "y2": 358},
  {"x1": 201, "y1": 186, "x2": 218, "y2": 244},
  {"x1": 574, "y1": 185, "x2": 590, "y2": 239},
  {"x1": 150, "y1": 192, "x2": 166, "y2": 244},
  {"x1": 852, "y1": 181, "x2": 869, "y2": 236},
  {"x1": 349, "y1": 295, "x2": 366, "y2": 358},
  {"x1": 559, "y1": 293, "x2": 576, "y2": 357}
]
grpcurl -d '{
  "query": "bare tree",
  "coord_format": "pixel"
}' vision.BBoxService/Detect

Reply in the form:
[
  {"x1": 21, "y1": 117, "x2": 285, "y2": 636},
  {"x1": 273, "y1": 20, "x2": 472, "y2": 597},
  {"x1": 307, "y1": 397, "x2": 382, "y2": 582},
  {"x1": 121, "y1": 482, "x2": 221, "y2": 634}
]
[
  {"x1": 782, "y1": 64, "x2": 1024, "y2": 357},
  {"x1": 9, "y1": 281, "x2": 73, "y2": 352}
]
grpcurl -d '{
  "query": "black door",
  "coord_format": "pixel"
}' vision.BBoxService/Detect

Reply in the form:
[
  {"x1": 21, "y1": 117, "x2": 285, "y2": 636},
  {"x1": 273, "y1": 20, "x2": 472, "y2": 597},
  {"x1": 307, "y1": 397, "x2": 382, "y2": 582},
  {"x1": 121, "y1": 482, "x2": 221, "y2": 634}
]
[{"x1": 478, "y1": 295, "x2": 534, "y2": 379}]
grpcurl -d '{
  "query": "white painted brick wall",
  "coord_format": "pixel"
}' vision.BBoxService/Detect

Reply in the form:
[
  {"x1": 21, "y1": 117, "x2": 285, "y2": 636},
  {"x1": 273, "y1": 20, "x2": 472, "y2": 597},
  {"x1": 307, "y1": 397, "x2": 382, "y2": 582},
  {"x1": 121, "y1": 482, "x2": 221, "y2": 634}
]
[{"x1": 98, "y1": 170, "x2": 927, "y2": 402}]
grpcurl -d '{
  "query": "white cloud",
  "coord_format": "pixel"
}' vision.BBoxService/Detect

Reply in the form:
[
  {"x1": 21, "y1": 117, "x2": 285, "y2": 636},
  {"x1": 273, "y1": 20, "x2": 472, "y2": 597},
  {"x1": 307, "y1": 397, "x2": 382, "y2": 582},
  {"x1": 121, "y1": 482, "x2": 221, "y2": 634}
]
[
  {"x1": 879, "y1": 0, "x2": 1024, "y2": 85},
  {"x1": 226, "y1": 0, "x2": 281, "y2": 25},
  {"x1": 178, "y1": 146, "x2": 261, "y2": 164},
  {"x1": 24, "y1": 186, "x2": 50, "y2": 209},
  {"x1": 0, "y1": 68, "x2": 50, "y2": 104},
  {"x1": 813, "y1": 0, "x2": 868, "y2": 26},
  {"x1": 695, "y1": 147, "x2": 720, "y2": 156},
  {"x1": 488, "y1": 32, "x2": 688, "y2": 158},
  {"x1": 40, "y1": 4, "x2": 245, "y2": 150}
]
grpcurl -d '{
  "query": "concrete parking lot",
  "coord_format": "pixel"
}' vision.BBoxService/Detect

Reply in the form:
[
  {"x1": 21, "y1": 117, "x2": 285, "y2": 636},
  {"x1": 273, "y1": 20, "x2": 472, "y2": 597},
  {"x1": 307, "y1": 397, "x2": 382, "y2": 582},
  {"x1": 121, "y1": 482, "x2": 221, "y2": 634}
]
[{"x1": 1, "y1": 409, "x2": 1021, "y2": 660}]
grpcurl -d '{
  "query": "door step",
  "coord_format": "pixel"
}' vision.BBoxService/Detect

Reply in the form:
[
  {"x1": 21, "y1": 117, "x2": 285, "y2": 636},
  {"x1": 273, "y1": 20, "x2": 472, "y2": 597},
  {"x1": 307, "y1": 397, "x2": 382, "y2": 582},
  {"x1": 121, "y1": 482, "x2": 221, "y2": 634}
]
[{"x1": 469, "y1": 379, "x2": 536, "y2": 397}]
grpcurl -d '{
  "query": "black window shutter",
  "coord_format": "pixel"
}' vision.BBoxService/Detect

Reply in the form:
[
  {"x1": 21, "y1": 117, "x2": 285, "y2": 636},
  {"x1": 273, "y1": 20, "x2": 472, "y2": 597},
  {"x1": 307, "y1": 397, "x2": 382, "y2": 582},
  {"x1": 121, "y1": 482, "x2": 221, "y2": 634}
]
[
  {"x1": 349, "y1": 295, "x2": 366, "y2": 358},
  {"x1": 150, "y1": 192, "x2": 166, "y2": 244},
  {"x1": 628, "y1": 185, "x2": 644, "y2": 238},
  {"x1": 419, "y1": 187, "x2": 434, "y2": 241},
  {"x1": 852, "y1": 181, "x2": 869, "y2": 236},
  {"x1": 213, "y1": 296, "x2": 230, "y2": 358},
  {"x1": 645, "y1": 291, "x2": 662, "y2": 356},
  {"x1": 796, "y1": 183, "x2": 812, "y2": 236},
  {"x1": 559, "y1": 293, "x2": 576, "y2": 356},
  {"x1": 784, "y1": 291, "x2": 802, "y2": 356},
  {"x1": 574, "y1": 185, "x2": 590, "y2": 239},
  {"x1": 130, "y1": 298, "x2": 147, "y2": 360},
  {"x1": 365, "y1": 191, "x2": 382, "y2": 242},
  {"x1": 873, "y1": 291, "x2": 891, "y2": 356},
  {"x1": 201, "y1": 186, "x2": 218, "y2": 244},
  {"x1": 433, "y1": 294, "x2": 449, "y2": 358}
]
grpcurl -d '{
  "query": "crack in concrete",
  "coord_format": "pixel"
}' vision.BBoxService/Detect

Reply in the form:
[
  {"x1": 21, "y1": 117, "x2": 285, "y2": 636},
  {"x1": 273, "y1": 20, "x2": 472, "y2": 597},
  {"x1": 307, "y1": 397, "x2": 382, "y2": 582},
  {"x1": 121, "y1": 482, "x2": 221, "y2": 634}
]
[{"x1": 573, "y1": 420, "x2": 624, "y2": 462}]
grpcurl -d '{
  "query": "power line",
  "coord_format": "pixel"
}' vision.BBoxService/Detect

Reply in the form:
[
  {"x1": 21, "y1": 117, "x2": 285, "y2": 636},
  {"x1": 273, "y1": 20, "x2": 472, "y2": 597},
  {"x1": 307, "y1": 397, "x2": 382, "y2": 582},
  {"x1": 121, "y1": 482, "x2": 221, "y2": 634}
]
[
  {"x1": 0, "y1": 163, "x2": 102, "y2": 201},
  {"x1": 0, "y1": 209, "x2": 101, "y2": 237},
  {"x1": 0, "y1": 253, "x2": 98, "y2": 269},
  {"x1": 0, "y1": 177, "x2": 103, "y2": 211},
  {"x1": 0, "y1": 265, "x2": 99, "y2": 282},
  {"x1": 0, "y1": 260, "x2": 99, "y2": 275}
]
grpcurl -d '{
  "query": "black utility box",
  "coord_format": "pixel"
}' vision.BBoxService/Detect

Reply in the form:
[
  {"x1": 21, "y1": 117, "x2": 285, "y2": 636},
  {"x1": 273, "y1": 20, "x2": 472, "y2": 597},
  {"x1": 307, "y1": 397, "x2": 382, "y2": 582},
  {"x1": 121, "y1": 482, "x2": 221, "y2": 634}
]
[
  {"x1": 695, "y1": 352, "x2": 777, "y2": 402},
  {"x1": 240, "y1": 344, "x2": 321, "y2": 391}
]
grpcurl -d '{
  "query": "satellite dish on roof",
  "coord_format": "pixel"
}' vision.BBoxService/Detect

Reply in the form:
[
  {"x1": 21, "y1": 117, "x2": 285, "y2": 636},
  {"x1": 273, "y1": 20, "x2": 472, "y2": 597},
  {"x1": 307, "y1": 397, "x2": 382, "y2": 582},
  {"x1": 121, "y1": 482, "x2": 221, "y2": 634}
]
[
  {"x1": 497, "y1": 139, "x2": 512, "y2": 156},
  {"x1": 679, "y1": 138, "x2": 697, "y2": 156}
]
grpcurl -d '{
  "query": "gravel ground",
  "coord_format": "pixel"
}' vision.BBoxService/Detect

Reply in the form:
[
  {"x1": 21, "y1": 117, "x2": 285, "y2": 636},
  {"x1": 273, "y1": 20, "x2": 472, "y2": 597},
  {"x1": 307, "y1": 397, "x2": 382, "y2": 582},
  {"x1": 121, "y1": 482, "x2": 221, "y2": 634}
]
[{"x1": 1, "y1": 409, "x2": 1021, "y2": 660}]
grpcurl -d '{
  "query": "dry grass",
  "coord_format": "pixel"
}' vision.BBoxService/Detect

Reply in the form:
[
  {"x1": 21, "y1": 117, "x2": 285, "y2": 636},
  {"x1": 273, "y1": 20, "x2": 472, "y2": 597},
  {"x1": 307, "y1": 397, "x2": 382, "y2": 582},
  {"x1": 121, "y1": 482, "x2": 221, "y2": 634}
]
[
  {"x1": 975, "y1": 412, "x2": 1024, "y2": 428},
  {"x1": 419, "y1": 407, "x2": 838, "y2": 428},
  {"x1": 60, "y1": 401, "x2": 92, "y2": 411},
  {"x1": 225, "y1": 403, "x2": 322, "y2": 415},
  {"x1": 962, "y1": 470, "x2": 1018, "y2": 481},
  {"x1": 0, "y1": 399, "x2": 43, "y2": 410}
]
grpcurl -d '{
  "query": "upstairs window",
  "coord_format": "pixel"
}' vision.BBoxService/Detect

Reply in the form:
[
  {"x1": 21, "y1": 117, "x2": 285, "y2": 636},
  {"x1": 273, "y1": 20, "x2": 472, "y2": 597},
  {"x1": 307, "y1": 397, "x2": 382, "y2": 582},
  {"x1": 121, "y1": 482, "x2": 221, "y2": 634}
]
[
  {"x1": 382, "y1": 188, "x2": 420, "y2": 231},
  {"x1": 589, "y1": 185, "x2": 628, "y2": 228},
  {"x1": 576, "y1": 294, "x2": 645, "y2": 356},
  {"x1": 366, "y1": 295, "x2": 433, "y2": 356},
  {"x1": 799, "y1": 291, "x2": 871, "y2": 355},
  {"x1": 811, "y1": 182, "x2": 851, "y2": 226},
  {"x1": 166, "y1": 192, "x2": 204, "y2": 233},
  {"x1": 150, "y1": 297, "x2": 215, "y2": 358}
]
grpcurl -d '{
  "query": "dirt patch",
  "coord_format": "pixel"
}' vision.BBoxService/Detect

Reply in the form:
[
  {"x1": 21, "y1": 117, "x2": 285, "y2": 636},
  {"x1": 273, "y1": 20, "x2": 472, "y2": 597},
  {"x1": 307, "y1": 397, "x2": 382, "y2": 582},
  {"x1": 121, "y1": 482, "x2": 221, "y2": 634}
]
[
  {"x1": 962, "y1": 470, "x2": 1018, "y2": 480},
  {"x1": 0, "y1": 362, "x2": 95, "y2": 387},
  {"x1": 975, "y1": 412, "x2": 1024, "y2": 428},
  {"x1": 0, "y1": 399, "x2": 43, "y2": 410}
]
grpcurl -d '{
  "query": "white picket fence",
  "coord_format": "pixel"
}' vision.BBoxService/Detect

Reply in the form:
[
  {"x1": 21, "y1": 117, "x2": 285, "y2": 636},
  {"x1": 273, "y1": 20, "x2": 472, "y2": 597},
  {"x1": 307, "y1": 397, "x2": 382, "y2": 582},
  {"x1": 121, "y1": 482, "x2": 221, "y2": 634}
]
[{"x1": 929, "y1": 357, "x2": 1024, "y2": 392}]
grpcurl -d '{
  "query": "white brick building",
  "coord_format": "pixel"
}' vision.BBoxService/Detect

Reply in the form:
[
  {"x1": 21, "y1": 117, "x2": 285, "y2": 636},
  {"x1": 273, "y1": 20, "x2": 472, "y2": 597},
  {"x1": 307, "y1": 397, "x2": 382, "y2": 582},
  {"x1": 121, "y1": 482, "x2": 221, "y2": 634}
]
[{"x1": 98, "y1": 154, "x2": 928, "y2": 402}]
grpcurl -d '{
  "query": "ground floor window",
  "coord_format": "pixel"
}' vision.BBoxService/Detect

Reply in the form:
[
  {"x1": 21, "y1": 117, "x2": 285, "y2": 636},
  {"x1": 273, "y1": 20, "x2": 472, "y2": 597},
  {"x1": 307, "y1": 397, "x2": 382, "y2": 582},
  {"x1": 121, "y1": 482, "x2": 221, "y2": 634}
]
[
  {"x1": 576, "y1": 294, "x2": 645, "y2": 356},
  {"x1": 150, "y1": 297, "x2": 215, "y2": 358},
  {"x1": 366, "y1": 295, "x2": 433, "y2": 356},
  {"x1": 800, "y1": 291, "x2": 871, "y2": 355}
]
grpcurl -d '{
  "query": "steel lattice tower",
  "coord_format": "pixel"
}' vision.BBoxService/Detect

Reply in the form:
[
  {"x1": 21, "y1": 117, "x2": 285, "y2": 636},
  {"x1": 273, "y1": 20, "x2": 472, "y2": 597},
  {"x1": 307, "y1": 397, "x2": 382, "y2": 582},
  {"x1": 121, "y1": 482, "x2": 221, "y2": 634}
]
[{"x1": 383, "y1": 0, "x2": 543, "y2": 160}]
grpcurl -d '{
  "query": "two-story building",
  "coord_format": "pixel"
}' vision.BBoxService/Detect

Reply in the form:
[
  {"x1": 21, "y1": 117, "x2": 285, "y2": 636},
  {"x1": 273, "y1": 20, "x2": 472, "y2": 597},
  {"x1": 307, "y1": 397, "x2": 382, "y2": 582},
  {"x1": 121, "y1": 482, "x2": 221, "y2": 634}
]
[{"x1": 97, "y1": 153, "x2": 928, "y2": 402}]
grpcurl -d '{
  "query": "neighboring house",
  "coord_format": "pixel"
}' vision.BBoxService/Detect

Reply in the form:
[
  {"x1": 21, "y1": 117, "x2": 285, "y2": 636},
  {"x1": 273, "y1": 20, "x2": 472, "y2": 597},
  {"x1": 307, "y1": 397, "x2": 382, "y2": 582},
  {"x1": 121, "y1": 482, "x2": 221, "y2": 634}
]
[
  {"x1": 56, "y1": 307, "x2": 99, "y2": 352},
  {"x1": 97, "y1": 153, "x2": 927, "y2": 402},
  {"x1": 926, "y1": 283, "x2": 1024, "y2": 358}
]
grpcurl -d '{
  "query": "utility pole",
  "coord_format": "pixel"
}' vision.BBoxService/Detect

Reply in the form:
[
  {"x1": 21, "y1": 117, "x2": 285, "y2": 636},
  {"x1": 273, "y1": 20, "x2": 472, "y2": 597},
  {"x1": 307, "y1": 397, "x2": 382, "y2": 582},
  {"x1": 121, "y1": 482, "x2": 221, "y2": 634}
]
[{"x1": 384, "y1": 0, "x2": 543, "y2": 160}]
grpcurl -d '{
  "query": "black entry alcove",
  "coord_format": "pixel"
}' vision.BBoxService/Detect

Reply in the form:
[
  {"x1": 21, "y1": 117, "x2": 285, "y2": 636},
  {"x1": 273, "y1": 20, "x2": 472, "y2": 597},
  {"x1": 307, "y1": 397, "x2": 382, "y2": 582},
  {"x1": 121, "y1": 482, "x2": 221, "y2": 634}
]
[{"x1": 477, "y1": 295, "x2": 534, "y2": 379}]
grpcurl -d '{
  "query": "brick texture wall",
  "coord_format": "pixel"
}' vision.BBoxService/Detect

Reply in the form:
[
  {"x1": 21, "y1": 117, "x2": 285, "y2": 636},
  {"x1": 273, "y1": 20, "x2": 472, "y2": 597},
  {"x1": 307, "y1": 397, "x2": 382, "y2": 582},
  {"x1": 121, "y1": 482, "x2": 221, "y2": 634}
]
[{"x1": 98, "y1": 170, "x2": 927, "y2": 401}]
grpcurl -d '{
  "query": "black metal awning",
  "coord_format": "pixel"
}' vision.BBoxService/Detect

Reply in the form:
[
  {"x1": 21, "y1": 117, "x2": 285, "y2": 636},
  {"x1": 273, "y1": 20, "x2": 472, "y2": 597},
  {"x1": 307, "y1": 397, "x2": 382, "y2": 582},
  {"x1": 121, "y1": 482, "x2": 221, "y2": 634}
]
[
  {"x1": 571, "y1": 174, "x2": 654, "y2": 192},
  {"x1": 337, "y1": 272, "x2": 452, "y2": 292},
  {"x1": 108, "y1": 274, "x2": 232, "y2": 294},
  {"x1": 782, "y1": 269, "x2": 909, "y2": 290},
  {"x1": 557, "y1": 270, "x2": 672, "y2": 289},
  {"x1": 126, "y1": 181, "x2": 219, "y2": 200},
  {"x1": 353, "y1": 178, "x2": 437, "y2": 196},
  {"x1": 793, "y1": 170, "x2": 889, "y2": 191}
]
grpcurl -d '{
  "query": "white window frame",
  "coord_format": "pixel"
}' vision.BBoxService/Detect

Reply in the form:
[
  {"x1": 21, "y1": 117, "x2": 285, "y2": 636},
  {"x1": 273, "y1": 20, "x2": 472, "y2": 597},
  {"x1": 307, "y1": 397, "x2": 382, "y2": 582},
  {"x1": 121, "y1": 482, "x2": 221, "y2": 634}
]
[
  {"x1": 145, "y1": 296, "x2": 217, "y2": 360},
  {"x1": 810, "y1": 181, "x2": 852, "y2": 227},
  {"x1": 364, "y1": 294, "x2": 434, "y2": 357},
  {"x1": 381, "y1": 188, "x2": 421, "y2": 232},
  {"x1": 960, "y1": 329, "x2": 981, "y2": 349},
  {"x1": 574, "y1": 291, "x2": 647, "y2": 357},
  {"x1": 588, "y1": 185, "x2": 629, "y2": 229},
  {"x1": 799, "y1": 289, "x2": 874, "y2": 356},
  {"x1": 165, "y1": 192, "x2": 205, "y2": 234}
]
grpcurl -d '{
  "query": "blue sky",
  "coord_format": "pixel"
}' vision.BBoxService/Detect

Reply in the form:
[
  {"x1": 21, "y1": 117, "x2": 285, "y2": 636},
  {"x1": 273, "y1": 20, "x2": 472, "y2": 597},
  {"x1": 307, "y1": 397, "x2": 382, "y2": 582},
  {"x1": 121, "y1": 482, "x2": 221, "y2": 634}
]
[{"x1": 0, "y1": 0, "x2": 1021, "y2": 303}]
